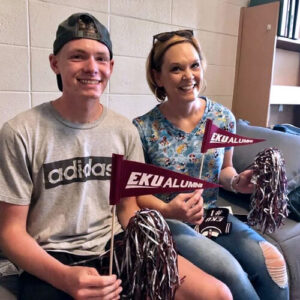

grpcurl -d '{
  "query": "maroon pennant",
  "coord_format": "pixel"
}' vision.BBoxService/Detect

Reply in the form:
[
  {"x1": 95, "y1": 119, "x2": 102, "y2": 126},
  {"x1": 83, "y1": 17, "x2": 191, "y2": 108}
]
[
  {"x1": 201, "y1": 119, "x2": 265, "y2": 154},
  {"x1": 109, "y1": 154, "x2": 220, "y2": 205}
]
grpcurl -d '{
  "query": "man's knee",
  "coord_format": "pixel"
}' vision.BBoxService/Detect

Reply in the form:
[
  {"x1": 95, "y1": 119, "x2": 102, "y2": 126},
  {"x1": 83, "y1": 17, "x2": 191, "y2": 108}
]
[{"x1": 259, "y1": 241, "x2": 288, "y2": 288}]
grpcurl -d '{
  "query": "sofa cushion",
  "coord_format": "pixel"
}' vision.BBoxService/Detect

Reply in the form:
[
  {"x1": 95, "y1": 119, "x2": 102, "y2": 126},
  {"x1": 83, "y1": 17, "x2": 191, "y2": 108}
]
[
  {"x1": 288, "y1": 186, "x2": 300, "y2": 221},
  {"x1": 234, "y1": 119, "x2": 300, "y2": 193}
]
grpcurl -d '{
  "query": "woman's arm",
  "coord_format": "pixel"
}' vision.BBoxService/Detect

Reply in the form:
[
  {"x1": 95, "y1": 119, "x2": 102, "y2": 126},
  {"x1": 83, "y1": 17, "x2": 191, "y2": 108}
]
[
  {"x1": 220, "y1": 149, "x2": 254, "y2": 194},
  {"x1": 137, "y1": 191, "x2": 204, "y2": 225}
]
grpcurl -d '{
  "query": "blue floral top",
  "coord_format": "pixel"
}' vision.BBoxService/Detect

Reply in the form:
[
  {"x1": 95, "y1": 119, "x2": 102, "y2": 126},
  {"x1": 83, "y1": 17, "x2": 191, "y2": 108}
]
[{"x1": 133, "y1": 97, "x2": 236, "y2": 208}]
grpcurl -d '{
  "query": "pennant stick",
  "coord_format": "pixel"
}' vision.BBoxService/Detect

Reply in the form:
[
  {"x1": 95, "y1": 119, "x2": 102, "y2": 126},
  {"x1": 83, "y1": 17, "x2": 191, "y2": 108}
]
[
  {"x1": 199, "y1": 155, "x2": 205, "y2": 179},
  {"x1": 109, "y1": 205, "x2": 116, "y2": 275}
]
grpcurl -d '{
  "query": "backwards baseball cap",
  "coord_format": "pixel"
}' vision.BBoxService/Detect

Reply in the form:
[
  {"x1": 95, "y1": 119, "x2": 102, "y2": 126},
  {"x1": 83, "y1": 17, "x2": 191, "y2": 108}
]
[{"x1": 53, "y1": 13, "x2": 113, "y2": 91}]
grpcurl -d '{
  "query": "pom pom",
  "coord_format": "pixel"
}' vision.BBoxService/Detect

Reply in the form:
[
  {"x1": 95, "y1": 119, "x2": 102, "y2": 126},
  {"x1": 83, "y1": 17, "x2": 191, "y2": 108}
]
[
  {"x1": 248, "y1": 147, "x2": 289, "y2": 233},
  {"x1": 119, "y1": 209, "x2": 180, "y2": 299}
]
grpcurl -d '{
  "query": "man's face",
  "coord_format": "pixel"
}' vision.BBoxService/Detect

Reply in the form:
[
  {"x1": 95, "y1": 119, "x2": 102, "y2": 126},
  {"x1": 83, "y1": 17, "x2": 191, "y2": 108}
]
[{"x1": 50, "y1": 39, "x2": 113, "y2": 100}]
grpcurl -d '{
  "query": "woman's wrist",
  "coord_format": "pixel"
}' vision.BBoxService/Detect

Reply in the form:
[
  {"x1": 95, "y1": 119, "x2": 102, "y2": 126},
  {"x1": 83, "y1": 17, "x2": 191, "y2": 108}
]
[
  {"x1": 230, "y1": 174, "x2": 240, "y2": 193},
  {"x1": 160, "y1": 201, "x2": 171, "y2": 219}
]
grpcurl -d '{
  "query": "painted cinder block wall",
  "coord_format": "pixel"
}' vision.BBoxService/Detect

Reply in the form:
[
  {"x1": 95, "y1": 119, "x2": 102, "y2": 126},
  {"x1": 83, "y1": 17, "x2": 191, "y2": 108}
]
[{"x1": 0, "y1": 0, "x2": 249, "y2": 128}]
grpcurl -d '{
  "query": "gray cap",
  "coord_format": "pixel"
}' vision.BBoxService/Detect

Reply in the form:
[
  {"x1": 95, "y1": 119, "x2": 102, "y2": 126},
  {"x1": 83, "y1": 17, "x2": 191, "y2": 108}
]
[
  {"x1": 53, "y1": 13, "x2": 113, "y2": 91},
  {"x1": 53, "y1": 13, "x2": 112, "y2": 57}
]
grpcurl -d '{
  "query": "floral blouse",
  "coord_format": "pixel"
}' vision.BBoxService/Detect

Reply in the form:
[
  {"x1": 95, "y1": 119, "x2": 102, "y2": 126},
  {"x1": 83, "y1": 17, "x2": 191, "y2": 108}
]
[{"x1": 133, "y1": 97, "x2": 236, "y2": 208}]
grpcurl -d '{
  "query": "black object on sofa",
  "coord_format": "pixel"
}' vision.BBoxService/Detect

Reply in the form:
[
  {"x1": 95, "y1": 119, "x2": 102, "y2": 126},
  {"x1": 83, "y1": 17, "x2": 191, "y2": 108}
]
[{"x1": 217, "y1": 119, "x2": 300, "y2": 300}]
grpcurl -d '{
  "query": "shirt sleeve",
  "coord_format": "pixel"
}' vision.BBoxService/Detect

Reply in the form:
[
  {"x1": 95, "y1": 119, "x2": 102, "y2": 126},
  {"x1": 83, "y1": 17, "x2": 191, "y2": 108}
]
[
  {"x1": 124, "y1": 121, "x2": 145, "y2": 164},
  {"x1": 0, "y1": 123, "x2": 33, "y2": 205},
  {"x1": 132, "y1": 118, "x2": 150, "y2": 164}
]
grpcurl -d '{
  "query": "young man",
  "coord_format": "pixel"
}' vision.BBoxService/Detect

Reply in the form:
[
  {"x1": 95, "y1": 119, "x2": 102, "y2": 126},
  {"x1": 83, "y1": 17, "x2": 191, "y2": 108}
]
[{"x1": 0, "y1": 13, "x2": 232, "y2": 300}]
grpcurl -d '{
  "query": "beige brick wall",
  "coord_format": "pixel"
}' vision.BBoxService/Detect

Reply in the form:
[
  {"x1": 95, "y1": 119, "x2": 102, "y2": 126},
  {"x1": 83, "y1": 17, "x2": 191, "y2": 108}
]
[{"x1": 0, "y1": 0, "x2": 249, "y2": 127}]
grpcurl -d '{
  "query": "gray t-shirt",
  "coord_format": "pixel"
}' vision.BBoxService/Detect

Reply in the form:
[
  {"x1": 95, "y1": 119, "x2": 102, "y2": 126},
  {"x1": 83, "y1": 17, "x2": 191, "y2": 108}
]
[{"x1": 0, "y1": 102, "x2": 144, "y2": 257}]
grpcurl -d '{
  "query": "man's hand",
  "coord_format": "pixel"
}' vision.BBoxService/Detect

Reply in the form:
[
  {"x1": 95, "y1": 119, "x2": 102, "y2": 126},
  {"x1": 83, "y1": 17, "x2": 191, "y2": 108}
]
[
  {"x1": 165, "y1": 190, "x2": 204, "y2": 224},
  {"x1": 61, "y1": 266, "x2": 122, "y2": 300}
]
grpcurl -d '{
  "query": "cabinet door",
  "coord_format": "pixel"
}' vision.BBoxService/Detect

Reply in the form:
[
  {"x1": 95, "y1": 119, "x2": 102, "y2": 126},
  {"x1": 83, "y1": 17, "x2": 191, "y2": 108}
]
[{"x1": 232, "y1": 2, "x2": 279, "y2": 127}]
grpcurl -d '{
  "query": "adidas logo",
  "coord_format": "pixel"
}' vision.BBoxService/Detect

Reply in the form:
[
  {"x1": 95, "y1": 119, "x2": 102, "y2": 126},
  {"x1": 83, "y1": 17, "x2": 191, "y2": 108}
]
[{"x1": 43, "y1": 156, "x2": 111, "y2": 189}]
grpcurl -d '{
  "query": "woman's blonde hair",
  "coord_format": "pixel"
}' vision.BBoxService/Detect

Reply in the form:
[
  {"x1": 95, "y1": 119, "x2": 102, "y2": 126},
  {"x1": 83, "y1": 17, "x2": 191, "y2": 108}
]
[{"x1": 146, "y1": 33, "x2": 207, "y2": 102}]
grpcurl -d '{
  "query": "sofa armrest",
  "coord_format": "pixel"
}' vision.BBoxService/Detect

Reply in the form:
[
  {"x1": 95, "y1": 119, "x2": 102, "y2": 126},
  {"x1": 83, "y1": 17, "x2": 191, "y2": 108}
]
[{"x1": 234, "y1": 119, "x2": 300, "y2": 193}]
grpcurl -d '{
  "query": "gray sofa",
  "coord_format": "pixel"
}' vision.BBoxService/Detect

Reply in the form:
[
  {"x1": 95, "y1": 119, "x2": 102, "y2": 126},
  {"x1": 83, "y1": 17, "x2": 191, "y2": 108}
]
[
  {"x1": 217, "y1": 119, "x2": 300, "y2": 300},
  {"x1": 1, "y1": 119, "x2": 300, "y2": 299}
]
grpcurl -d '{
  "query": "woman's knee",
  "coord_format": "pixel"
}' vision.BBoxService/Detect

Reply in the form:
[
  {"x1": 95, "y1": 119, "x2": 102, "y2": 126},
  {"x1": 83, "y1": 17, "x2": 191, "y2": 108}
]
[
  {"x1": 259, "y1": 241, "x2": 288, "y2": 288},
  {"x1": 176, "y1": 255, "x2": 233, "y2": 300},
  {"x1": 214, "y1": 280, "x2": 233, "y2": 300}
]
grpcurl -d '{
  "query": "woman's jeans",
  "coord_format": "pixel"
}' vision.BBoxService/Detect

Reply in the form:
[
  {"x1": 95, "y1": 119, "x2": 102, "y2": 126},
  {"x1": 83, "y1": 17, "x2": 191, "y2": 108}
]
[{"x1": 167, "y1": 214, "x2": 289, "y2": 300}]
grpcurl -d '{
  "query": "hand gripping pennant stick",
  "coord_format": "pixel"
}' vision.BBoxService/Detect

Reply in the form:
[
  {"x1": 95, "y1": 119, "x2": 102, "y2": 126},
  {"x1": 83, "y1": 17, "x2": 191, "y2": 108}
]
[{"x1": 108, "y1": 153, "x2": 221, "y2": 274}]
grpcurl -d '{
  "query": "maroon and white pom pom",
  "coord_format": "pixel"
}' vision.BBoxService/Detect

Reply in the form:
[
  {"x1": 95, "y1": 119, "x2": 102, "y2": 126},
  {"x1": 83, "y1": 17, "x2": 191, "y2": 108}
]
[
  {"x1": 248, "y1": 147, "x2": 289, "y2": 233},
  {"x1": 119, "y1": 209, "x2": 180, "y2": 299}
]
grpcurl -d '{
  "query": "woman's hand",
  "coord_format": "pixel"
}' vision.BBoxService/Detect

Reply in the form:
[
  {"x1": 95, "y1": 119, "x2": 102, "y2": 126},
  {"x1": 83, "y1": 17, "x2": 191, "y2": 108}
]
[
  {"x1": 164, "y1": 190, "x2": 204, "y2": 225},
  {"x1": 234, "y1": 169, "x2": 255, "y2": 194}
]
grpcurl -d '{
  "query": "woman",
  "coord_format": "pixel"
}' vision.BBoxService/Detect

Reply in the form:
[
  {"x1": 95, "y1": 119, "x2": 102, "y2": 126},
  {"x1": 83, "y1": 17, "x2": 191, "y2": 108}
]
[{"x1": 133, "y1": 30, "x2": 289, "y2": 300}]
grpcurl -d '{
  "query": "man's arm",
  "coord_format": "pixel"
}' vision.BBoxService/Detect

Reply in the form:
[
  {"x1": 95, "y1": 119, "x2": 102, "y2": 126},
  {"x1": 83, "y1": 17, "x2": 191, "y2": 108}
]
[
  {"x1": 0, "y1": 202, "x2": 122, "y2": 299},
  {"x1": 116, "y1": 196, "x2": 140, "y2": 229}
]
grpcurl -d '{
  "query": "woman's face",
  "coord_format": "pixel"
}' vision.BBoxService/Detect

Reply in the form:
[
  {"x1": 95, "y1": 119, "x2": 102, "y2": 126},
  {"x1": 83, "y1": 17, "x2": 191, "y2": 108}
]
[{"x1": 154, "y1": 42, "x2": 203, "y2": 103}]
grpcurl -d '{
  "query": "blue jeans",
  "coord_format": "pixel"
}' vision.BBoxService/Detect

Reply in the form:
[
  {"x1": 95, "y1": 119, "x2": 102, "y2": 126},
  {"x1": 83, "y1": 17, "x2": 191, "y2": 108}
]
[{"x1": 167, "y1": 214, "x2": 289, "y2": 300}]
